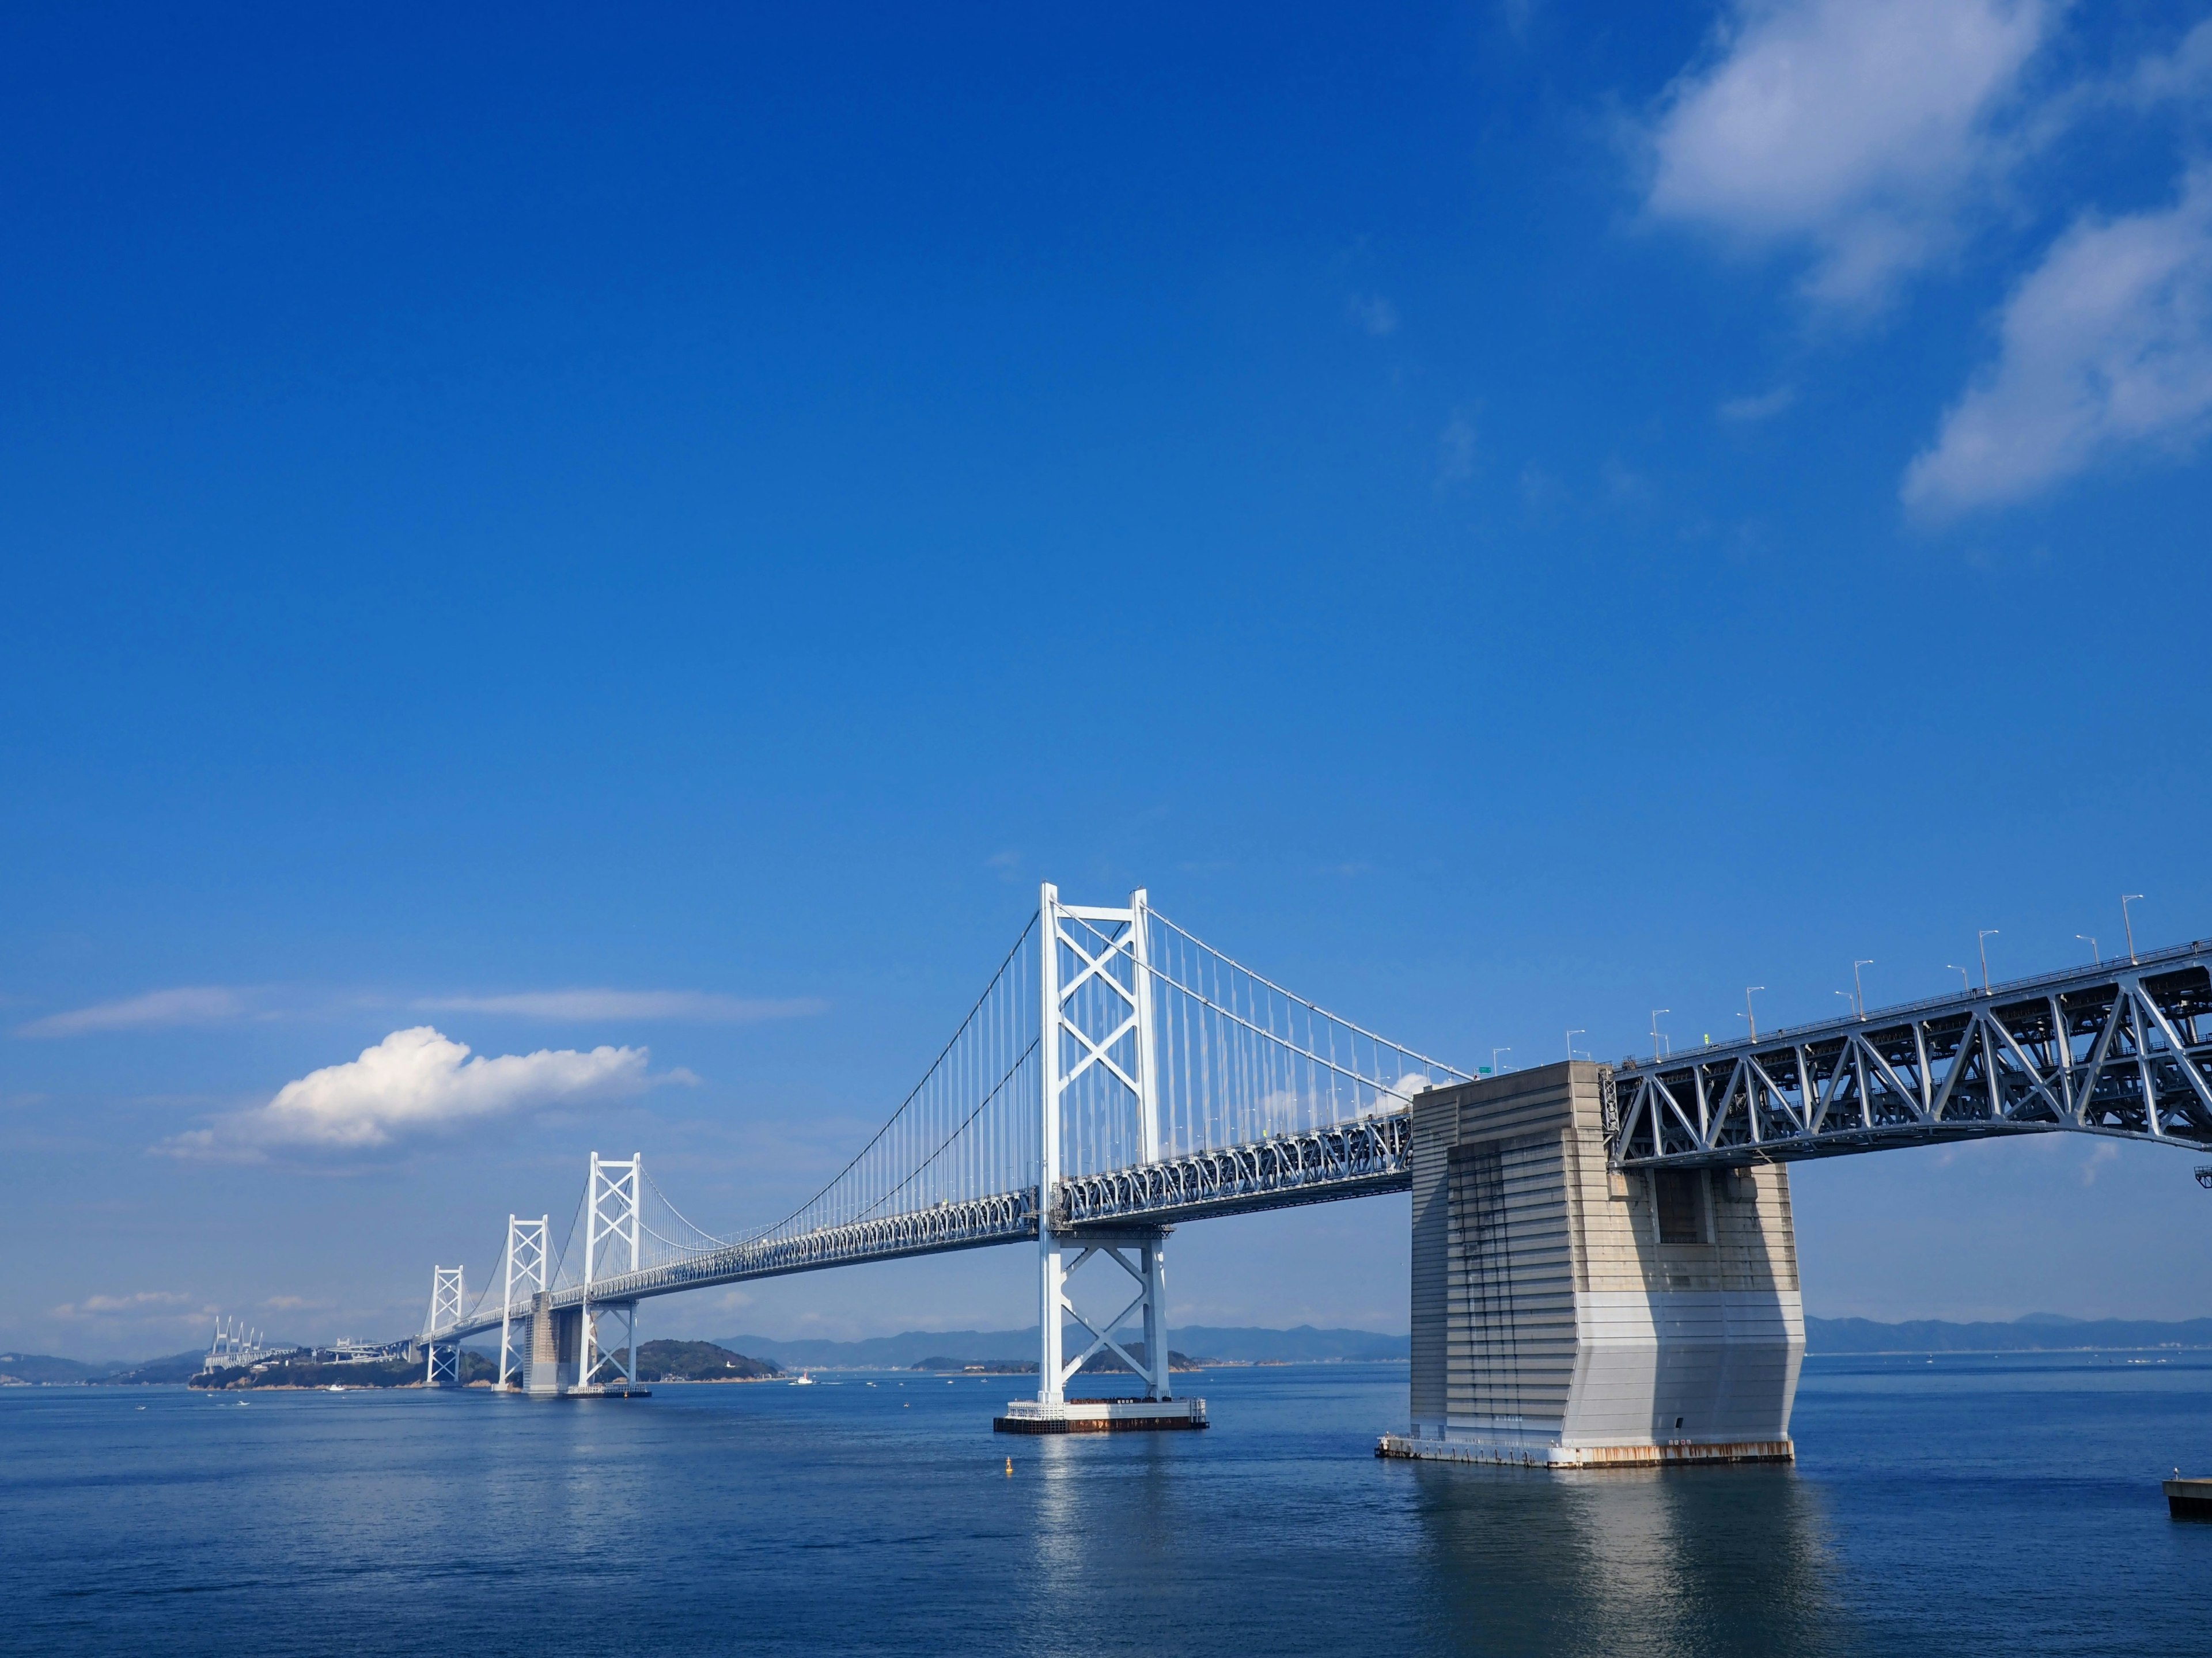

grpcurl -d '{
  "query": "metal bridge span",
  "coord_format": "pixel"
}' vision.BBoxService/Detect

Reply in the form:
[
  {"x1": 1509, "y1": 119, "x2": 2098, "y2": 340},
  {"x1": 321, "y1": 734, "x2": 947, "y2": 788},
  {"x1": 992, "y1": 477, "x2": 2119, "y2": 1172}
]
[{"x1": 412, "y1": 887, "x2": 2212, "y2": 1417}]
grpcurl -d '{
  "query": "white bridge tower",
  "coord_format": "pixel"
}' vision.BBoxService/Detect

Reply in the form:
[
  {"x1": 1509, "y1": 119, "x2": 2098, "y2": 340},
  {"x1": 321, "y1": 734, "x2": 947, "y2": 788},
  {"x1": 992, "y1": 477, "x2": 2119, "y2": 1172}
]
[
  {"x1": 999, "y1": 883, "x2": 1202, "y2": 1432},
  {"x1": 423, "y1": 1265, "x2": 464, "y2": 1386},
  {"x1": 498, "y1": 1214, "x2": 548, "y2": 1390},
  {"x1": 579, "y1": 1153, "x2": 643, "y2": 1393}
]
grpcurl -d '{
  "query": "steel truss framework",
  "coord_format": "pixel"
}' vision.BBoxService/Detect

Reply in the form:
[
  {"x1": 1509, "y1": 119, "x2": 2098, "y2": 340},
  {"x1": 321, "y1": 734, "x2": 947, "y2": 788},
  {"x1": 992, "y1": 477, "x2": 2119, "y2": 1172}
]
[
  {"x1": 1056, "y1": 1112, "x2": 1414, "y2": 1227},
  {"x1": 1611, "y1": 945, "x2": 2212, "y2": 1168}
]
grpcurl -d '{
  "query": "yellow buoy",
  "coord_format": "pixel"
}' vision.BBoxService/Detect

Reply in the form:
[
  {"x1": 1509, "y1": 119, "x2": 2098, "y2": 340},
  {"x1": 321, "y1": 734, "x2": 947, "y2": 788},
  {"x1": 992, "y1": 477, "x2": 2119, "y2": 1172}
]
[{"x1": 1005, "y1": 1456, "x2": 1014, "y2": 1477}]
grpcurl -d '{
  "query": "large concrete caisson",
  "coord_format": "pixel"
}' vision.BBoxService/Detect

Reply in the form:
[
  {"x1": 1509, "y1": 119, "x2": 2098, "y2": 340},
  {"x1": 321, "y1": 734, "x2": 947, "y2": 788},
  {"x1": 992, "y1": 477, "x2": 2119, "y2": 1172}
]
[{"x1": 1382, "y1": 1060, "x2": 1802, "y2": 1467}]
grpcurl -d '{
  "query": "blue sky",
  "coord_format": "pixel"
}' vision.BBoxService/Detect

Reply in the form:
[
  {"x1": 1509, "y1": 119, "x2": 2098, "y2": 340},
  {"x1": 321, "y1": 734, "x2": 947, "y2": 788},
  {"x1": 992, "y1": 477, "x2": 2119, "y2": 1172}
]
[{"x1": 5, "y1": 1, "x2": 2212, "y2": 1360}]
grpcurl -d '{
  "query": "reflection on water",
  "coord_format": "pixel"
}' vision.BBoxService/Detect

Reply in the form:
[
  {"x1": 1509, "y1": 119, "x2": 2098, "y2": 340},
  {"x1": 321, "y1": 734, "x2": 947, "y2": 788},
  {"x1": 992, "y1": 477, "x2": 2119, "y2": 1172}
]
[
  {"x1": 1408, "y1": 1460, "x2": 1852, "y2": 1657},
  {"x1": 7, "y1": 1358, "x2": 2209, "y2": 1657}
]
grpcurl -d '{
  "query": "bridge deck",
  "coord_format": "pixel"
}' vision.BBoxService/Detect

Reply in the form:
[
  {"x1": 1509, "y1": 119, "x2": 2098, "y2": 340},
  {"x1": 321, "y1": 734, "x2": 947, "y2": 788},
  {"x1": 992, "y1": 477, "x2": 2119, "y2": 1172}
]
[{"x1": 428, "y1": 1113, "x2": 1415, "y2": 1344}]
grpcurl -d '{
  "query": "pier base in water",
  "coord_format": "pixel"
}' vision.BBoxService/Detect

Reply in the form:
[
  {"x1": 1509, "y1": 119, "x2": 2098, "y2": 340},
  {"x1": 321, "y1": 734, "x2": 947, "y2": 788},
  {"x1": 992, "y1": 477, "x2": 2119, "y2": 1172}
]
[
  {"x1": 1376, "y1": 1433, "x2": 1791, "y2": 1467},
  {"x1": 1396, "y1": 1061, "x2": 1803, "y2": 1471},
  {"x1": 2166, "y1": 1477, "x2": 2212, "y2": 1518},
  {"x1": 994, "y1": 1397, "x2": 1208, "y2": 1433}
]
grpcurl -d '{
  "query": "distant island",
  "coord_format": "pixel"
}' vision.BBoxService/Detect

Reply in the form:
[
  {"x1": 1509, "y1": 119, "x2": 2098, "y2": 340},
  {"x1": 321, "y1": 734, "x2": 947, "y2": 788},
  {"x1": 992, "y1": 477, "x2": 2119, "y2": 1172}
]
[
  {"x1": 0, "y1": 1338, "x2": 781, "y2": 1391},
  {"x1": 179, "y1": 1338, "x2": 779, "y2": 1389},
  {"x1": 630, "y1": 1340, "x2": 780, "y2": 1382},
  {"x1": 12, "y1": 1314, "x2": 2212, "y2": 1388}
]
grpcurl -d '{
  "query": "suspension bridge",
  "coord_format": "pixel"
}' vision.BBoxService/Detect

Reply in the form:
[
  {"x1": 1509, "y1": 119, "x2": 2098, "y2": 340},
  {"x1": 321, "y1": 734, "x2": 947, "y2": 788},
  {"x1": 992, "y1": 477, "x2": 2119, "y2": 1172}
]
[{"x1": 406, "y1": 884, "x2": 2212, "y2": 1451}]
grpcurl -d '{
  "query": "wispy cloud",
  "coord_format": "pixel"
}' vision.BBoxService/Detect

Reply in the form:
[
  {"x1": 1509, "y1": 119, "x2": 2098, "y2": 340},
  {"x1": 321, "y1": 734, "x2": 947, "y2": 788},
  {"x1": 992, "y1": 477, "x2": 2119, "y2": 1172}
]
[
  {"x1": 51, "y1": 1290, "x2": 203, "y2": 1321},
  {"x1": 162, "y1": 1026, "x2": 665, "y2": 1161},
  {"x1": 414, "y1": 990, "x2": 826, "y2": 1023},
  {"x1": 1904, "y1": 168, "x2": 2212, "y2": 515},
  {"x1": 1348, "y1": 294, "x2": 1399, "y2": 336},
  {"x1": 1644, "y1": 0, "x2": 2052, "y2": 306},
  {"x1": 2131, "y1": 18, "x2": 2212, "y2": 109},
  {"x1": 1719, "y1": 384, "x2": 1798, "y2": 423},
  {"x1": 18, "y1": 987, "x2": 250, "y2": 1038},
  {"x1": 1437, "y1": 416, "x2": 1479, "y2": 485}
]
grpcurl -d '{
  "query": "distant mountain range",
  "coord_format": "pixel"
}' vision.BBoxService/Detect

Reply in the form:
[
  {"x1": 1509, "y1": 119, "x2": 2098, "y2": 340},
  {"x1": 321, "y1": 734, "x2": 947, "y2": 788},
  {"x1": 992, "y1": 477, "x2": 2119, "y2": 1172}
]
[
  {"x1": 0, "y1": 1351, "x2": 206, "y2": 1385},
  {"x1": 715, "y1": 1325, "x2": 1412, "y2": 1368},
  {"x1": 10, "y1": 1313, "x2": 2209, "y2": 1384},
  {"x1": 1806, "y1": 1315, "x2": 2212, "y2": 1353}
]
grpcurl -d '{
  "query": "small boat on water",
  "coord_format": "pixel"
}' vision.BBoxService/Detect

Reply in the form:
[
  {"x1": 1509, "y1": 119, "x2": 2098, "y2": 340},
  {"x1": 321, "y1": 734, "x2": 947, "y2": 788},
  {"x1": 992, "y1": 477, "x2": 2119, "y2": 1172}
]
[
  {"x1": 790, "y1": 1372, "x2": 815, "y2": 1386},
  {"x1": 326, "y1": 1385, "x2": 345, "y2": 1393}
]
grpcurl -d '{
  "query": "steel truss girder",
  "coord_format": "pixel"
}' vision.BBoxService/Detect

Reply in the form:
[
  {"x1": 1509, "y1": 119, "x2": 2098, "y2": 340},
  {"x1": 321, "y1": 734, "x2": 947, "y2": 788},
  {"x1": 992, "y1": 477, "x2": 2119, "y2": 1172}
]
[
  {"x1": 1611, "y1": 946, "x2": 2212, "y2": 1168},
  {"x1": 423, "y1": 1114, "x2": 1419, "y2": 1346},
  {"x1": 1055, "y1": 1111, "x2": 1414, "y2": 1227}
]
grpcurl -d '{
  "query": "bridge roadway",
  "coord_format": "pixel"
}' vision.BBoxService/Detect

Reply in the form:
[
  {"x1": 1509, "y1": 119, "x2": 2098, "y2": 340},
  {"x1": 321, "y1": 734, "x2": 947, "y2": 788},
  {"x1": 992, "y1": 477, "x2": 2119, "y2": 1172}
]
[
  {"x1": 430, "y1": 1113, "x2": 1412, "y2": 1344},
  {"x1": 426, "y1": 944, "x2": 2212, "y2": 1347}
]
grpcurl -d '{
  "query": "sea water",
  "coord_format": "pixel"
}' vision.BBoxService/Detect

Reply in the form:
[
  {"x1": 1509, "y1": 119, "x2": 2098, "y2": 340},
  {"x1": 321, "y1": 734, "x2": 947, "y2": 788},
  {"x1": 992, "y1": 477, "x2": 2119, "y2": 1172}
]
[{"x1": 5, "y1": 1354, "x2": 2209, "y2": 1656}]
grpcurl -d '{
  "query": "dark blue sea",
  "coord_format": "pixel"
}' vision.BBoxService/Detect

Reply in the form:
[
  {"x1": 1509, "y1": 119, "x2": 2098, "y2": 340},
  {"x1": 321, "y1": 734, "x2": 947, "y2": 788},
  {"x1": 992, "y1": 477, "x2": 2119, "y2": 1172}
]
[{"x1": 6, "y1": 1354, "x2": 2209, "y2": 1656}]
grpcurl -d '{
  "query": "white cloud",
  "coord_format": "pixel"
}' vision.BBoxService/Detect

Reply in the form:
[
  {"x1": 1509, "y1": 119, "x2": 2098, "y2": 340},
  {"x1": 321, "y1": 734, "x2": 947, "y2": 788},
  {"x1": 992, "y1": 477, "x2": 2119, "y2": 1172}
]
[
  {"x1": 164, "y1": 1026, "x2": 657, "y2": 1160},
  {"x1": 18, "y1": 986, "x2": 249, "y2": 1037},
  {"x1": 1904, "y1": 169, "x2": 2212, "y2": 514},
  {"x1": 1645, "y1": 0, "x2": 2051, "y2": 305},
  {"x1": 415, "y1": 989, "x2": 825, "y2": 1023}
]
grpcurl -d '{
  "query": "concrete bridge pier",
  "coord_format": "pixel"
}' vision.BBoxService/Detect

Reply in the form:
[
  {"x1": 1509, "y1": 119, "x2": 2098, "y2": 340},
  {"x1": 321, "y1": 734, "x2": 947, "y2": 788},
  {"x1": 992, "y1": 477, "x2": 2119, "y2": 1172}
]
[
  {"x1": 1381, "y1": 1060, "x2": 1802, "y2": 1468},
  {"x1": 524, "y1": 1293, "x2": 574, "y2": 1395}
]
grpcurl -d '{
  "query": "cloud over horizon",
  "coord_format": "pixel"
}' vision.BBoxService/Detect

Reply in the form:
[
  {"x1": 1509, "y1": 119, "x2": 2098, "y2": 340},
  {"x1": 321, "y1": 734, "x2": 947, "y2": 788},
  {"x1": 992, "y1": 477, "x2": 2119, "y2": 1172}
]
[{"x1": 164, "y1": 1027, "x2": 660, "y2": 1161}]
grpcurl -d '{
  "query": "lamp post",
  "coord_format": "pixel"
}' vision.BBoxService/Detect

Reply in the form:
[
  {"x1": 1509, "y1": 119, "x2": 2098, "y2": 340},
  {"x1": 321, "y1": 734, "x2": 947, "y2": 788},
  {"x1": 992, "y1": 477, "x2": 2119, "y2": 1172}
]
[
  {"x1": 1853, "y1": 960, "x2": 1873, "y2": 1019},
  {"x1": 1566, "y1": 1029, "x2": 1585, "y2": 1062},
  {"x1": 1649, "y1": 1010, "x2": 1670, "y2": 1061},
  {"x1": 1740, "y1": 987, "x2": 1766, "y2": 1042},
  {"x1": 1946, "y1": 965, "x2": 1971, "y2": 994},
  {"x1": 1977, "y1": 930, "x2": 1999, "y2": 993},
  {"x1": 2123, "y1": 894, "x2": 2143, "y2": 962},
  {"x1": 1490, "y1": 1046, "x2": 1510, "y2": 1077},
  {"x1": 2077, "y1": 935, "x2": 2100, "y2": 965}
]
